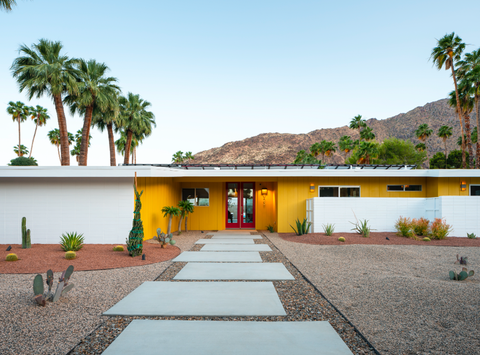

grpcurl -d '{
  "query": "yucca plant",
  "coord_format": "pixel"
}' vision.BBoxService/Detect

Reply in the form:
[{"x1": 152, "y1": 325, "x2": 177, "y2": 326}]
[
  {"x1": 290, "y1": 218, "x2": 311, "y2": 236},
  {"x1": 350, "y1": 219, "x2": 372, "y2": 238},
  {"x1": 322, "y1": 223, "x2": 335, "y2": 236},
  {"x1": 60, "y1": 232, "x2": 84, "y2": 251}
]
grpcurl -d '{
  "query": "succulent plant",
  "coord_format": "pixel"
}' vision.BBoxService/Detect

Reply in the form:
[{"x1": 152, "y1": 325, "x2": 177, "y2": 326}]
[
  {"x1": 22, "y1": 217, "x2": 31, "y2": 249},
  {"x1": 5, "y1": 253, "x2": 18, "y2": 261},
  {"x1": 33, "y1": 266, "x2": 75, "y2": 306},
  {"x1": 338, "y1": 237, "x2": 345, "y2": 242},
  {"x1": 155, "y1": 228, "x2": 175, "y2": 248},
  {"x1": 33, "y1": 274, "x2": 46, "y2": 306},
  {"x1": 126, "y1": 185, "x2": 144, "y2": 257},
  {"x1": 65, "y1": 251, "x2": 76, "y2": 260},
  {"x1": 113, "y1": 245, "x2": 124, "y2": 251},
  {"x1": 449, "y1": 267, "x2": 474, "y2": 281},
  {"x1": 422, "y1": 237, "x2": 431, "y2": 242},
  {"x1": 467, "y1": 233, "x2": 477, "y2": 239},
  {"x1": 455, "y1": 254, "x2": 468, "y2": 266}
]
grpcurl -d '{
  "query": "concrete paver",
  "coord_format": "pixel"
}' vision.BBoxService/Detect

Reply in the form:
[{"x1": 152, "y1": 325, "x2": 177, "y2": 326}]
[
  {"x1": 195, "y1": 239, "x2": 254, "y2": 244},
  {"x1": 200, "y1": 244, "x2": 272, "y2": 252},
  {"x1": 173, "y1": 251, "x2": 262, "y2": 262}
]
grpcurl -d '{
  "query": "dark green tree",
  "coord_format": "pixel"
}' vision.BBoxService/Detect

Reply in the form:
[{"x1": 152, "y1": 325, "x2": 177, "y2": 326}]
[
  {"x1": 429, "y1": 152, "x2": 447, "y2": 169},
  {"x1": 447, "y1": 150, "x2": 470, "y2": 168},
  {"x1": 373, "y1": 138, "x2": 426, "y2": 166},
  {"x1": 127, "y1": 185, "x2": 144, "y2": 257}
]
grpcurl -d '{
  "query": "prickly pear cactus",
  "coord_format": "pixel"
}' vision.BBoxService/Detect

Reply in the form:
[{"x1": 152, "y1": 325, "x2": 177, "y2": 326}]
[
  {"x1": 33, "y1": 274, "x2": 46, "y2": 307},
  {"x1": 22, "y1": 217, "x2": 31, "y2": 249},
  {"x1": 450, "y1": 267, "x2": 475, "y2": 281},
  {"x1": 127, "y1": 185, "x2": 144, "y2": 257}
]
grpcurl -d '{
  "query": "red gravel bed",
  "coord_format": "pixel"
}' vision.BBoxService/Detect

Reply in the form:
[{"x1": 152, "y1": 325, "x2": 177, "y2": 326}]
[
  {"x1": 280, "y1": 232, "x2": 480, "y2": 247},
  {"x1": 0, "y1": 242, "x2": 180, "y2": 274}
]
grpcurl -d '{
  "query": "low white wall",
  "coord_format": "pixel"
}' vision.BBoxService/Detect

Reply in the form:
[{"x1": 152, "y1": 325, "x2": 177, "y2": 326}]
[
  {"x1": 0, "y1": 177, "x2": 133, "y2": 244},
  {"x1": 307, "y1": 197, "x2": 480, "y2": 237}
]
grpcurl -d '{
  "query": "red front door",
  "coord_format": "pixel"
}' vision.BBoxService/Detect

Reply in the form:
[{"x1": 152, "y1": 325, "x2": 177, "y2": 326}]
[{"x1": 226, "y1": 182, "x2": 255, "y2": 229}]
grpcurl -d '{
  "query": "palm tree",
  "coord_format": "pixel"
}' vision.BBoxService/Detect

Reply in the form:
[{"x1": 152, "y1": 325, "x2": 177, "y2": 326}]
[
  {"x1": 415, "y1": 143, "x2": 426, "y2": 152},
  {"x1": 431, "y1": 33, "x2": 466, "y2": 167},
  {"x1": 115, "y1": 129, "x2": 138, "y2": 164},
  {"x1": 309, "y1": 142, "x2": 322, "y2": 161},
  {"x1": 180, "y1": 200, "x2": 194, "y2": 232},
  {"x1": 11, "y1": 39, "x2": 79, "y2": 165},
  {"x1": 13, "y1": 145, "x2": 28, "y2": 156},
  {"x1": 449, "y1": 81, "x2": 475, "y2": 168},
  {"x1": 338, "y1": 136, "x2": 354, "y2": 163},
  {"x1": 161, "y1": 206, "x2": 180, "y2": 235},
  {"x1": 322, "y1": 141, "x2": 337, "y2": 163},
  {"x1": 415, "y1": 124, "x2": 433, "y2": 164},
  {"x1": 457, "y1": 49, "x2": 480, "y2": 168},
  {"x1": 438, "y1": 125, "x2": 453, "y2": 169},
  {"x1": 7, "y1": 101, "x2": 30, "y2": 157},
  {"x1": 65, "y1": 59, "x2": 119, "y2": 166},
  {"x1": 29, "y1": 105, "x2": 50, "y2": 158},
  {"x1": 117, "y1": 93, "x2": 156, "y2": 164},
  {"x1": 357, "y1": 141, "x2": 379, "y2": 164},
  {"x1": 349, "y1": 114, "x2": 366, "y2": 135},
  {"x1": 48, "y1": 129, "x2": 74, "y2": 164},
  {"x1": 360, "y1": 126, "x2": 375, "y2": 141},
  {"x1": 91, "y1": 101, "x2": 119, "y2": 166},
  {"x1": 0, "y1": 0, "x2": 16, "y2": 11},
  {"x1": 172, "y1": 151, "x2": 184, "y2": 163},
  {"x1": 71, "y1": 129, "x2": 93, "y2": 163},
  {"x1": 184, "y1": 152, "x2": 194, "y2": 163}
]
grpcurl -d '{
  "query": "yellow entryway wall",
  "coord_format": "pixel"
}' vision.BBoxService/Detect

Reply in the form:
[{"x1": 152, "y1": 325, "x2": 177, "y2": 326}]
[{"x1": 138, "y1": 176, "x2": 480, "y2": 237}]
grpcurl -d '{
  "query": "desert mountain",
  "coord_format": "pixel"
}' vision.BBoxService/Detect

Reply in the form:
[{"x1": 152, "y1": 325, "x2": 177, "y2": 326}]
[{"x1": 193, "y1": 99, "x2": 477, "y2": 165}]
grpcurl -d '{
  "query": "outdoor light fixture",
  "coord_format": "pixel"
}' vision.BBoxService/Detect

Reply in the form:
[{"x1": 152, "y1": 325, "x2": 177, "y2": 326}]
[
  {"x1": 461, "y1": 181, "x2": 467, "y2": 191},
  {"x1": 261, "y1": 188, "x2": 268, "y2": 207},
  {"x1": 310, "y1": 183, "x2": 315, "y2": 192}
]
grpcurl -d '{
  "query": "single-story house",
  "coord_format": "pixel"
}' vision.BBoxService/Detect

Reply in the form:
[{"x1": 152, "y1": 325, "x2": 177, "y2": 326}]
[{"x1": 1, "y1": 164, "x2": 479, "y2": 244}]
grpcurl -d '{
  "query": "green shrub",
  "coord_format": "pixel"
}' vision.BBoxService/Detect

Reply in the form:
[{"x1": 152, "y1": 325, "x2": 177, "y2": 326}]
[
  {"x1": 430, "y1": 218, "x2": 452, "y2": 240},
  {"x1": 350, "y1": 219, "x2": 372, "y2": 238},
  {"x1": 422, "y1": 237, "x2": 431, "y2": 242},
  {"x1": 290, "y1": 218, "x2": 311, "y2": 236},
  {"x1": 65, "y1": 251, "x2": 76, "y2": 260},
  {"x1": 338, "y1": 237, "x2": 345, "y2": 242},
  {"x1": 113, "y1": 245, "x2": 124, "y2": 251},
  {"x1": 60, "y1": 232, "x2": 85, "y2": 251},
  {"x1": 266, "y1": 224, "x2": 274, "y2": 233},
  {"x1": 322, "y1": 223, "x2": 335, "y2": 236},
  {"x1": 412, "y1": 217, "x2": 430, "y2": 236},
  {"x1": 5, "y1": 253, "x2": 18, "y2": 261},
  {"x1": 8, "y1": 156, "x2": 38, "y2": 166},
  {"x1": 467, "y1": 233, "x2": 477, "y2": 239},
  {"x1": 395, "y1": 216, "x2": 415, "y2": 239}
]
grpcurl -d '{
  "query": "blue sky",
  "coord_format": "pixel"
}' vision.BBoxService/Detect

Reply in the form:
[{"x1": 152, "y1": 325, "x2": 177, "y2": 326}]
[{"x1": 1, "y1": 0, "x2": 479, "y2": 166}]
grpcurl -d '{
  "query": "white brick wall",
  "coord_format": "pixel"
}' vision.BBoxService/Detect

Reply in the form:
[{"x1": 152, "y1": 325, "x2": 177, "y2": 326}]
[
  {"x1": 307, "y1": 197, "x2": 480, "y2": 237},
  {"x1": 0, "y1": 177, "x2": 133, "y2": 244}
]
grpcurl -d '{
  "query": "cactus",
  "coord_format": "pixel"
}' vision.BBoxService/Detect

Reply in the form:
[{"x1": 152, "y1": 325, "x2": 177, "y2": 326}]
[
  {"x1": 455, "y1": 254, "x2": 468, "y2": 266},
  {"x1": 21, "y1": 217, "x2": 31, "y2": 249},
  {"x1": 422, "y1": 237, "x2": 431, "y2": 242},
  {"x1": 33, "y1": 266, "x2": 74, "y2": 306},
  {"x1": 126, "y1": 185, "x2": 144, "y2": 257},
  {"x1": 154, "y1": 228, "x2": 175, "y2": 248},
  {"x1": 33, "y1": 274, "x2": 46, "y2": 306},
  {"x1": 65, "y1": 251, "x2": 76, "y2": 260},
  {"x1": 5, "y1": 253, "x2": 18, "y2": 261},
  {"x1": 449, "y1": 267, "x2": 475, "y2": 281},
  {"x1": 338, "y1": 237, "x2": 345, "y2": 242},
  {"x1": 113, "y1": 245, "x2": 124, "y2": 251}
]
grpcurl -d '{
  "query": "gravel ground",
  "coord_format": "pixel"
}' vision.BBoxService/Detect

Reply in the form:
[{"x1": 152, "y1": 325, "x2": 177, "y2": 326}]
[
  {"x1": 267, "y1": 232, "x2": 480, "y2": 355},
  {"x1": 69, "y1": 232, "x2": 376, "y2": 355},
  {"x1": 0, "y1": 232, "x2": 202, "y2": 355}
]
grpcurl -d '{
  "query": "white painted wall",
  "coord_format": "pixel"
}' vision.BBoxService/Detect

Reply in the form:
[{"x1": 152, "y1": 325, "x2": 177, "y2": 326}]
[
  {"x1": 0, "y1": 177, "x2": 133, "y2": 244},
  {"x1": 307, "y1": 197, "x2": 480, "y2": 237}
]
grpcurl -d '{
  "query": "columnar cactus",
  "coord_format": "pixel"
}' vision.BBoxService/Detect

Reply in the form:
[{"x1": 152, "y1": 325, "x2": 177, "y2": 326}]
[
  {"x1": 22, "y1": 217, "x2": 31, "y2": 249},
  {"x1": 127, "y1": 185, "x2": 144, "y2": 257}
]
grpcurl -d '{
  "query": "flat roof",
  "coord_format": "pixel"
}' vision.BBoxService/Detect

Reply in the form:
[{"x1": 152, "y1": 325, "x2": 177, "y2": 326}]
[{"x1": 1, "y1": 165, "x2": 480, "y2": 178}]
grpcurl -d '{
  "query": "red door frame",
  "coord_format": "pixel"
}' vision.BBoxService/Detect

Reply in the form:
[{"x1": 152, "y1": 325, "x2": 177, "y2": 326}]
[{"x1": 226, "y1": 182, "x2": 255, "y2": 229}]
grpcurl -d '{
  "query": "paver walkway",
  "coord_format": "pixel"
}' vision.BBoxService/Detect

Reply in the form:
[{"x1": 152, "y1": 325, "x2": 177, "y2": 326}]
[{"x1": 102, "y1": 231, "x2": 353, "y2": 354}]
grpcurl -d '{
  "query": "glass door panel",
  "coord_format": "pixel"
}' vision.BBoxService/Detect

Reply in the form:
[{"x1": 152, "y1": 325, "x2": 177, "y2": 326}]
[
  {"x1": 226, "y1": 182, "x2": 255, "y2": 229},
  {"x1": 226, "y1": 183, "x2": 239, "y2": 228},
  {"x1": 242, "y1": 182, "x2": 255, "y2": 228}
]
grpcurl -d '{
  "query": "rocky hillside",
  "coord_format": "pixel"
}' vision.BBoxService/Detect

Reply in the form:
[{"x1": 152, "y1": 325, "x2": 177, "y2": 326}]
[{"x1": 193, "y1": 99, "x2": 477, "y2": 164}]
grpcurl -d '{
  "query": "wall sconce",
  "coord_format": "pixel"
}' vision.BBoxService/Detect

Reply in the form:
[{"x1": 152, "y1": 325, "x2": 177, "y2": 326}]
[
  {"x1": 261, "y1": 188, "x2": 268, "y2": 207},
  {"x1": 309, "y1": 184, "x2": 315, "y2": 193},
  {"x1": 461, "y1": 181, "x2": 467, "y2": 191}
]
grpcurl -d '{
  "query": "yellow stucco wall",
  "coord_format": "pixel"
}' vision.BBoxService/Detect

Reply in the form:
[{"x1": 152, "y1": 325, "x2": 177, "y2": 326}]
[{"x1": 139, "y1": 175, "x2": 480, "y2": 236}]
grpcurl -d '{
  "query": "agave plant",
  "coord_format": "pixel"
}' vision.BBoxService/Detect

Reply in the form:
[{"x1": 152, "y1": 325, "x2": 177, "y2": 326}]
[
  {"x1": 290, "y1": 218, "x2": 311, "y2": 236},
  {"x1": 60, "y1": 232, "x2": 84, "y2": 251}
]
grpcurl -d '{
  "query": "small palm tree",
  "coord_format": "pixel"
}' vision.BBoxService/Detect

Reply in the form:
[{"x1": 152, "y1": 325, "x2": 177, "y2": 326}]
[
  {"x1": 415, "y1": 124, "x2": 433, "y2": 165},
  {"x1": 48, "y1": 129, "x2": 74, "y2": 164},
  {"x1": 309, "y1": 142, "x2": 322, "y2": 161},
  {"x1": 438, "y1": 125, "x2": 453, "y2": 168},
  {"x1": 115, "y1": 129, "x2": 138, "y2": 164},
  {"x1": 349, "y1": 114, "x2": 366, "y2": 135},
  {"x1": 71, "y1": 129, "x2": 93, "y2": 163},
  {"x1": 7, "y1": 101, "x2": 30, "y2": 157},
  {"x1": 184, "y1": 151, "x2": 194, "y2": 163},
  {"x1": 338, "y1": 135, "x2": 354, "y2": 163},
  {"x1": 13, "y1": 144, "x2": 28, "y2": 156},
  {"x1": 322, "y1": 141, "x2": 337, "y2": 163},
  {"x1": 357, "y1": 141, "x2": 379, "y2": 164},
  {"x1": 415, "y1": 143, "x2": 426, "y2": 152},
  {"x1": 29, "y1": 105, "x2": 50, "y2": 158},
  {"x1": 172, "y1": 151, "x2": 184, "y2": 163},
  {"x1": 92, "y1": 101, "x2": 120, "y2": 166},
  {"x1": 178, "y1": 200, "x2": 195, "y2": 234},
  {"x1": 162, "y1": 206, "x2": 180, "y2": 235},
  {"x1": 431, "y1": 33, "x2": 466, "y2": 167},
  {"x1": 360, "y1": 126, "x2": 375, "y2": 141}
]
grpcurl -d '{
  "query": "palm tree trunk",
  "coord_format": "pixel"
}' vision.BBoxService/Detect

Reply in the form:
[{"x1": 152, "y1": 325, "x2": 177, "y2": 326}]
[
  {"x1": 53, "y1": 94, "x2": 70, "y2": 166},
  {"x1": 56, "y1": 144, "x2": 61, "y2": 164},
  {"x1": 464, "y1": 113, "x2": 474, "y2": 168},
  {"x1": 177, "y1": 215, "x2": 183, "y2": 235},
  {"x1": 444, "y1": 138, "x2": 448, "y2": 169},
  {"x1": 106, "y1": 123, "x2": 116, "y2": 166},
  {"x1": 79, "y1": 105, "x2": 94, "y2": 166},
  {"x1": 167, "y1": 215, "x2": 172, "y2": 235},
  {"x1": 184, "y1": 215, "x2": 189, "y2": 232},
  {"x1": 29, "y1": 122, "x2": 38, "y2": 158},
  {"x1": 475, "y1": 92, "x2": 480, "y2": 169},
  {"x1": 124, "y1": 130, "x2": 133, "y2": 165},
  {"x1": 18, "y1": 117, "x2": 22, "y2": 157},
  {"x1": 451, "y1": 65, "x2": 466, "y2": 168}
]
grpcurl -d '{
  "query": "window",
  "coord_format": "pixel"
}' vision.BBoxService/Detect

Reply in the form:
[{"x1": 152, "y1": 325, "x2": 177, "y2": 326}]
[
  {"x1": 471, "y1": 185, "x2": 480, "y2": 196},
  {"x1": 387, "y1": 185, "x2": 422, "y2": 192},
  {"x1": 318, "y1": 186, "x2": 360, "y2": 197},
  {"x1": 182, "y1": 188, "x2": 209, "y2": 206}
]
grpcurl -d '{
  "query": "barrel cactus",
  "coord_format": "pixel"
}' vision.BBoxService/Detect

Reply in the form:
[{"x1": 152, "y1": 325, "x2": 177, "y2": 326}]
[
  {"x1": 338, "y1": 237, "x2": 345, "y2": 242},
  {"x1": 65, "y1": 251, "x2": 76, "y2": 260},
  {"x1": 422, "y1": 237, "x2": 431, "y2": 242},
  {"x1": 113, "y1": 245, "x2": 124, "y2": 251},
  {"x1": 5, "y1": 253, "x2": 18, "y2": 261}
]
